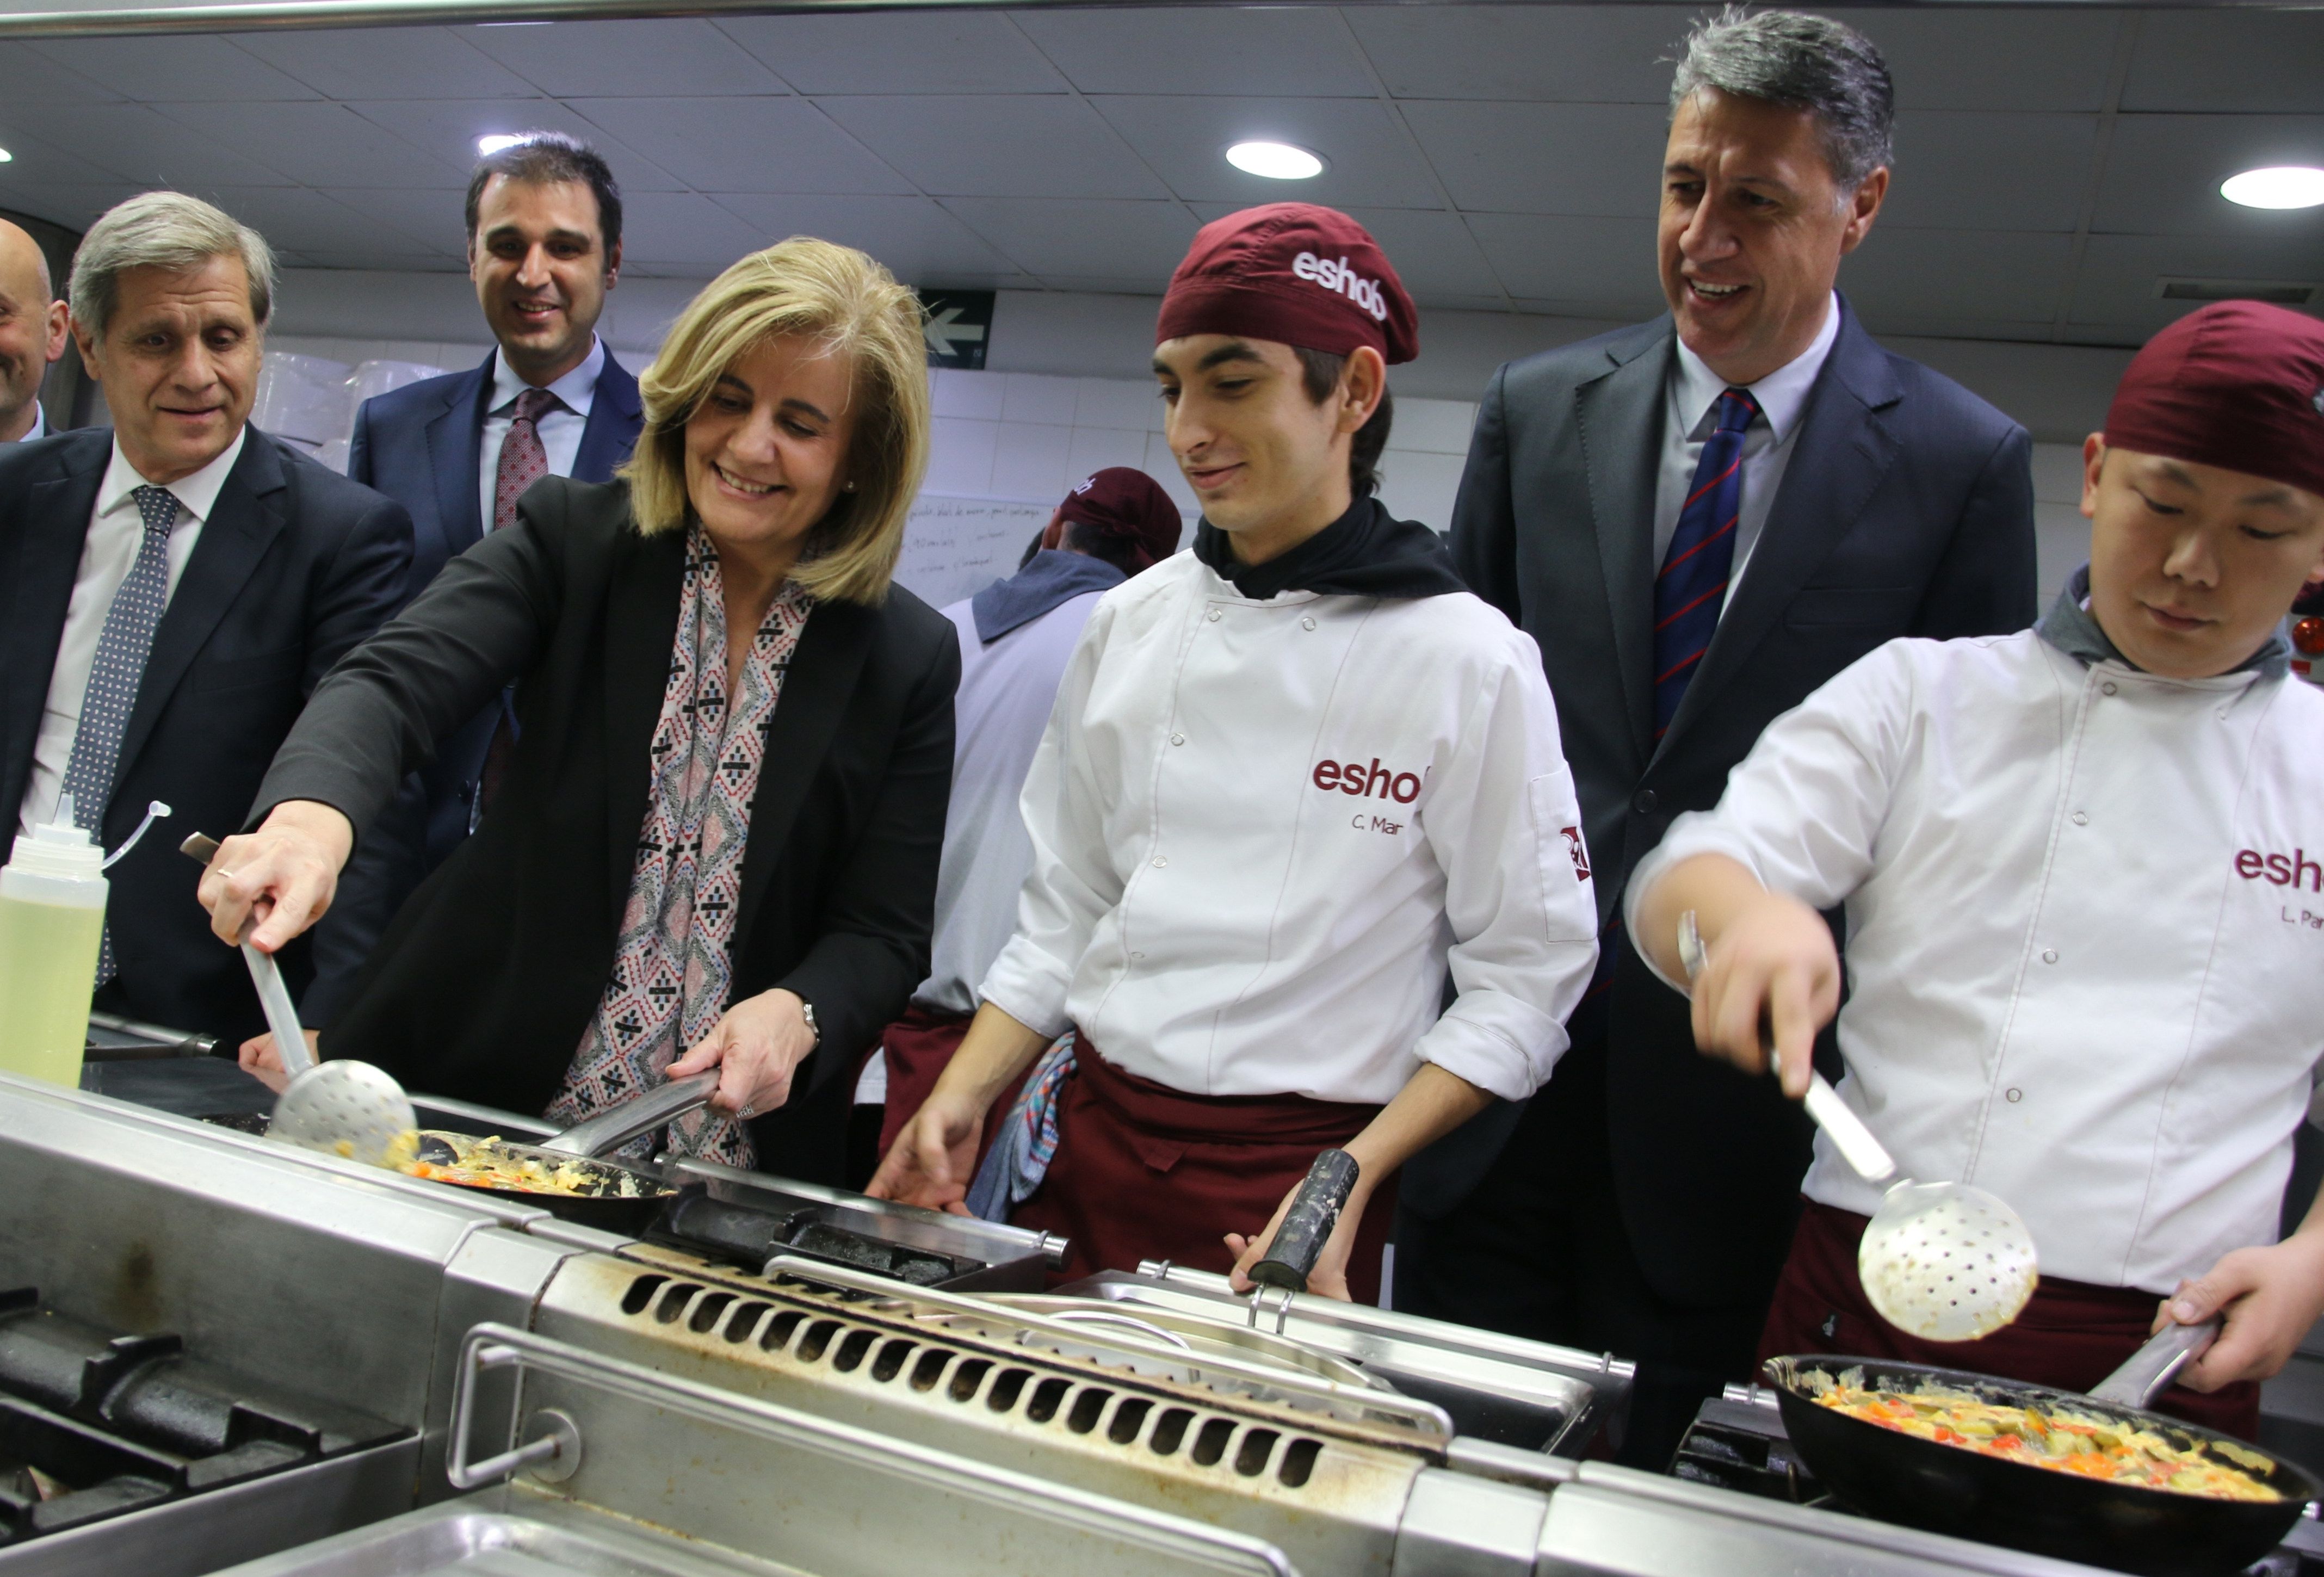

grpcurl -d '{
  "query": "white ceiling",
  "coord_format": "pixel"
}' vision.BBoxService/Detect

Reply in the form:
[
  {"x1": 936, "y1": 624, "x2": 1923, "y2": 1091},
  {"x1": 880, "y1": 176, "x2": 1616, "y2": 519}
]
[{"x1": 0, "y1": 4, "x2": 2318, "y2": 346}]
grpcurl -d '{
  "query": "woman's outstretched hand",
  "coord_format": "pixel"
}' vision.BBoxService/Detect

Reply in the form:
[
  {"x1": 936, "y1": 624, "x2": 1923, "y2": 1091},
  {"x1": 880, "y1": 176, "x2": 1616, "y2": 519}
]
[
  {"x1": 196, "y1": 800, "x2": 355, "y2": 953},
  {"x1": 667, "y1": 987, "x2": 818, "y2": 1121}
]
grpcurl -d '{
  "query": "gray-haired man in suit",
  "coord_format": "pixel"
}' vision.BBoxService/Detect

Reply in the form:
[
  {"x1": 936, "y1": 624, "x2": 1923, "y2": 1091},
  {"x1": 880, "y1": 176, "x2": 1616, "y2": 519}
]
[{"x1": 1405, "y1": 10, "x2": 2037, "y2": 1467}]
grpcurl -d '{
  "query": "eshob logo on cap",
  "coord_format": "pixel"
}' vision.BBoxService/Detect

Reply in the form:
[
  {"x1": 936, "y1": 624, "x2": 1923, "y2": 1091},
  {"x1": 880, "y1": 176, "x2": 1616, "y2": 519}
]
[{"x1": 1292, "y1": 251, "x2": 1390, "y2": 324}]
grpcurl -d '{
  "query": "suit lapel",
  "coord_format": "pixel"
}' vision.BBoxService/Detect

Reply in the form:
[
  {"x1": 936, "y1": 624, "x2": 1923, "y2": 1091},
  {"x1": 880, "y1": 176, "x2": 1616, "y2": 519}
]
[
  {"x1": 114, "y1": 432, "x2": 289, "y2": 789},
  {"x1": 572, "y1": 350, "x2": 644, "y2": 484},
  {"x1": 427, "y1": 355, "x2": 492, "y2": 555},
  {"x1": 600, "y1": 528, "x2": 688, "y2": 930},
  {"x1": 734, "y1": 598, "x2": 872, "y2": 957},
  {"x1": 1656, "y1": 304, "x2": 1903, "y2": 756},
  {"x1": 2, "y1": 437, "x2": 107, "y2": 817},
  {"x1": 1575, "y1": 324, "x2": 1673, "y2": 766}
]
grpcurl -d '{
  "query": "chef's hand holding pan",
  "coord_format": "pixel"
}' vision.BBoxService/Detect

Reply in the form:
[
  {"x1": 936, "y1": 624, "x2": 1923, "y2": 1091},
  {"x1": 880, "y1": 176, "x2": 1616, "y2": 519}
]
[
  {"x1": 1636, "y1": 852, "x2": 1840, "y2": 1099},
  {"x1": 1226, "y1": 1174, "x2": 1368, "y2": 1302},
  {"x1": 195, "y1": 799, "x2": 355, "y2": 955},
  {"x1": 867, "y1": 1084, "x2": 982, "y2": 1217},
  {"x1": 2155, "y1": 1203, "x2": 2324, "y2": 1390},
  {"x1": 666, "y1": 988, "x2": 817, "y2": 1122}
]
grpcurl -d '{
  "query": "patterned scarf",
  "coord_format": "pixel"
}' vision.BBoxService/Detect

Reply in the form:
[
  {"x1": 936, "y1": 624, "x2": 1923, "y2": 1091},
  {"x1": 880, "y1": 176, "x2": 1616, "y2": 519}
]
[{"x1": 547, "y1": 522, "x2": 814, "y2": 1168}]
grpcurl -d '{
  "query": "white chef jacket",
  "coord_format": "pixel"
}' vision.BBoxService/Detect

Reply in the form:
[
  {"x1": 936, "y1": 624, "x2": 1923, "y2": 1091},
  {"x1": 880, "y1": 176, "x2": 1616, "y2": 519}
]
[
  {"x1": 475, "y1": 336, "x2": 602, "y2": 532},
  {"x1": 17, "y1": 428, "x2": 247, "y2": 837},
  {"x1": 980, "y1": 550, "x2": 1600, "y2": 1106},
  {"x1": 1627, "y1": 625, "x2": 2324, "y2": 1293}
]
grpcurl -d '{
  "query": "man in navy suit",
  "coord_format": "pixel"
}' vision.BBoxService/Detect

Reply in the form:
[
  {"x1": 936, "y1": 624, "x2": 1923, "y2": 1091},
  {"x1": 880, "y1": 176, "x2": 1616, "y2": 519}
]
[
  {"x1": 1402, "y1": 10, "x2": 2037, "y2": 1466},
  {"x1": 0, "y1": 192, "x2": 409, "y2": 1043},
  {"x1": 304, "y1": 133, "x2": 644, "y2": 1028}
]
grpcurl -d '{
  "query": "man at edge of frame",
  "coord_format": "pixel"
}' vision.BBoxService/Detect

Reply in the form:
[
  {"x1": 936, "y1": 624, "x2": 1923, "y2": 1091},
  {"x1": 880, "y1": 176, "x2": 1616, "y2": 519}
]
[{"x1": 868, "y1": 203, "x2": 1601, "y2": 1302}]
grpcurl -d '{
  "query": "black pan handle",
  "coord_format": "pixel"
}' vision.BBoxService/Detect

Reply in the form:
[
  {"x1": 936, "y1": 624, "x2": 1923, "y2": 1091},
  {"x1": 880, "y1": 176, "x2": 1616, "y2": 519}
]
[{"x1": 1247, "y1": 1149, "x2": 1361, "y2": 1292}]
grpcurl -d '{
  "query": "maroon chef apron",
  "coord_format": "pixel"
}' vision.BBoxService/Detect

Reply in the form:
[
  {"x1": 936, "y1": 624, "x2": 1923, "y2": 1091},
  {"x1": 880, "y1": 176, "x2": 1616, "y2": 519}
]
[
  {"x1": 1008, "y1": 1045, "x2": 1398, "y2": 1306},
  {"x1": 1760, "y1": 1198, "x2": 2261, "y2": 1440},
  {"x1": 871, "y1": 1004, "x2": 1039, "y2": 1179}
]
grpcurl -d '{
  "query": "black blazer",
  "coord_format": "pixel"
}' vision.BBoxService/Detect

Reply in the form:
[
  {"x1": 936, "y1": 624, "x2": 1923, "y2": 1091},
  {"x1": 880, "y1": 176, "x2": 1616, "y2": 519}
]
[
  {"x1": 1439, "y1": 300, "x2": 2037, "y2": 1306},
  {"x1": 257, "y1": 477, "x2": 959, "y2": 1186},
  {"x1": 0, "y1": 426, "x2": 413, "y2": 1042}
]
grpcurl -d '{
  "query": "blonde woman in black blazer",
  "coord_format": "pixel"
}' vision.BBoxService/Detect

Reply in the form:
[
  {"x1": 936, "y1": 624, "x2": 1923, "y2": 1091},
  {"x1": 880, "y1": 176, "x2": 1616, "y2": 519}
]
[{"x1": 200, "y1": 239, "x2": 958, "y2": 1184}]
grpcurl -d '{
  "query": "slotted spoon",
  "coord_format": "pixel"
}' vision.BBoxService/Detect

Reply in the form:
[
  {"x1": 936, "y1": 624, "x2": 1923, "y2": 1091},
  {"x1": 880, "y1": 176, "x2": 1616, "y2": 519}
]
[
  {"x1": 182, "y1": 833, "x2": 418, "y2": 1166},
  {"x1": 1677, "y1": 911, "x2": 2037, "y2": 1341}
]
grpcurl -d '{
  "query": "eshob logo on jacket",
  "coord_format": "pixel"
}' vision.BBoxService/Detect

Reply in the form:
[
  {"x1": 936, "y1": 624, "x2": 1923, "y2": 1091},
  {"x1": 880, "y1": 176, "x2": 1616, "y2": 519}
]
[
  {"x1": 1313, "y1": 756, "x2": 1424, "y2": 804},
  {"x1": 2239, "y1": 846, "x2": 2322, "y2": 892},
  {"x1": 1292, "y1": 253, "x2": 1391, "y2": 323}
]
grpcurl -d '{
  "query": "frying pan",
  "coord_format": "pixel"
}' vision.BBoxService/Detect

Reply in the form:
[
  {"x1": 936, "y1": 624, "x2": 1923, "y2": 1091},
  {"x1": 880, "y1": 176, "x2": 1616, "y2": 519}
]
[{"x1": 1765, "y1": 1329, "x2": 2322, "y2": 1576}]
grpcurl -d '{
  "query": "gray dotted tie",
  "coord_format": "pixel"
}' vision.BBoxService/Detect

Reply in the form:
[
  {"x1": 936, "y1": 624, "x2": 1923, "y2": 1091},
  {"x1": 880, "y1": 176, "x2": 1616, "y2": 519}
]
[{"x1": 60, "y1": 483, "x2": 180, "y2": 985}]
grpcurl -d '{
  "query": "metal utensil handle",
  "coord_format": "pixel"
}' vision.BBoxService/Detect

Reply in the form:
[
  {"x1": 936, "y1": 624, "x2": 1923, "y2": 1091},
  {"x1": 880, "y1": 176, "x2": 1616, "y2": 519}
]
[
  {"x1": 539, "y1": 1070, "x2": 720, "y2": 1157},
  {"x1": 1677, "y1": 910, "x2": 1896, "y2": 1185},
  {"x1": 448, "y1": 1322, "x2": 1293, "y2": 1577},
  {"x1": 1041, "y1": 1308, "x2": 1197, "y2": 1353},
  {"x1": 1248, "y1": 1148, "x2": 1361, "y2": 1292},
  {"x1": 180, "y1": 832, "x2": 311, "y2": 1077},
  {"x1": 2088, "y1": 1317, "x2": 2223, "y2": 1409}
]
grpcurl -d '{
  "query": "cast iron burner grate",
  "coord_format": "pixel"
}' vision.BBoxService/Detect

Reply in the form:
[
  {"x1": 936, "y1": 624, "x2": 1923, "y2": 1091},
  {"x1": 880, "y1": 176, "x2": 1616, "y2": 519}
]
[
  {"x1": 648, "y1": 1185, "x2": 971, "y2": 1285},
  {"x1": 0, "y1": 1288, "x2": 406, "y2": 1547}
]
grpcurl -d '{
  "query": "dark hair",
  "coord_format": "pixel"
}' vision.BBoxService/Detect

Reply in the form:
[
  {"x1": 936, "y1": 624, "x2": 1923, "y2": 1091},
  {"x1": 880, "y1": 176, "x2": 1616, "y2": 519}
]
[
  {"x1": 1293, "y1": 347, "x2": 1393, "y2": 498},
  {"x1": 1670, "y1": 8, "x2": 1894, "y2": 190},
  {"x1": 464, "y1": 132, "x2": 623, "y2": 256}
]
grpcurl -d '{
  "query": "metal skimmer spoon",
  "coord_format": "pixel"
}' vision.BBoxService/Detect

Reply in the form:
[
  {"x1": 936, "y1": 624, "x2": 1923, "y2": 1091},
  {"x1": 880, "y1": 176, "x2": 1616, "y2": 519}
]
[
  {"x1": 181, "y1": 833, "x2": 418, "y2": 1167},
  {"x1": 1676, "y1": 911, "x2": 2038, "y2": 1342}
]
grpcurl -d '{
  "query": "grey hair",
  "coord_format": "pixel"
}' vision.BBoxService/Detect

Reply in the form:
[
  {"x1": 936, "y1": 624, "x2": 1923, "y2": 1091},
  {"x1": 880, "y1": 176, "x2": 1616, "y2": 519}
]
[
  {"x1": 1670, "y1": 8, "x2": 1895, "y2": 194},
  {"x1": 69, "y1": 191, "x2": 277, "y2": 340}
]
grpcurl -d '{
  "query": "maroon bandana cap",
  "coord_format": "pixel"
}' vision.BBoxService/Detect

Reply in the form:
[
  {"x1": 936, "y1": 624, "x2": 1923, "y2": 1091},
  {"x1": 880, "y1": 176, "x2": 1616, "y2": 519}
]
[
  {"x1": 1043, "y1": 467, "x2": 1184, "y2": 573},
  {"x1": 2105, "y1": 300, "x2": 2324, "y2": 500},
  {"x1": 1156, "y1": 202, "x2": 1419, "y2": 366}
]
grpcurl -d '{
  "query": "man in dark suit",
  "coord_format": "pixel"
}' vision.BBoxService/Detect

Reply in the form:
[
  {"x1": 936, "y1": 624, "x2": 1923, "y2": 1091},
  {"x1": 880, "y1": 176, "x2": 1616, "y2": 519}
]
[
  {"x1": 0, "y1": 191, "x2": 409, "y2": 1043},
  {"x1": 1405, "y1": 10, "x2": 2037, "y2": 1465},
  {"x1": 306, "y1": 133, "x2": 642, "y2": 1028}
]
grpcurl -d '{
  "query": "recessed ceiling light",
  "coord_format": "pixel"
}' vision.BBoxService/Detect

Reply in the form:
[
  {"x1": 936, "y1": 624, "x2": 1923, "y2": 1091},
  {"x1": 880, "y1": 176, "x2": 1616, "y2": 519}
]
[
  {"x1": 476, "y1": 134, "x2": 528, "y2": 156},
  {"x1": 2221, "y1": 166, "x2": 2324, "y2": 210},
  {"x1": 0, "y1": 147, "x2": 12, "y2": 164},
  {"x1": 1227, "y1": 141, "x2": 1324, "y2": 181}
]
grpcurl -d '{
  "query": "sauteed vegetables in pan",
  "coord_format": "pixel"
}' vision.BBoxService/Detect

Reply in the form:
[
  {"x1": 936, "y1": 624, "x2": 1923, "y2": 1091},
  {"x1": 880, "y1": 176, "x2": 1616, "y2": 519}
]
[
  {"x1": 400, "y1": 1133, "x2": 655, "y2": 1198},
  {"x1": 1803, "y1": 1366, "x2": 2280, "y2": 1501}
]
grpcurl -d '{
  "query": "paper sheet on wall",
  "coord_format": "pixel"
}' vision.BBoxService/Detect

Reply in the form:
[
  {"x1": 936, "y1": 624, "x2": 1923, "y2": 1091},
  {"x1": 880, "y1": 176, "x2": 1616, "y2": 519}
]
[{"x1": 891, "y1": 493, "x2": 1055, "y2": 611}]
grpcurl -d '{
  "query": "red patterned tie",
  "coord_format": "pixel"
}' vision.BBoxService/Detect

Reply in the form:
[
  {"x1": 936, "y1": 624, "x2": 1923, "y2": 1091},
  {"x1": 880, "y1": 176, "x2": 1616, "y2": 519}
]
[{"x1": 479, "y1": 386, "x2": 559, "y2": 817}]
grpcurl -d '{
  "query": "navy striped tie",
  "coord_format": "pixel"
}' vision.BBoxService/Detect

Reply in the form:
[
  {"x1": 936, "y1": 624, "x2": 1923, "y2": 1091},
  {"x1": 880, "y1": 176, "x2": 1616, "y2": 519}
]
[{"x1": 1653, "y1": 387, "x2": 1758, "y2": 740}]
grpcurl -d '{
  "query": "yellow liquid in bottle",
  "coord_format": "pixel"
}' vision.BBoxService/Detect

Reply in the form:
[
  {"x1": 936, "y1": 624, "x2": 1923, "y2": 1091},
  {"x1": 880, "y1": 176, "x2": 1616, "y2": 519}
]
[{"x1": 0, "y1": 895, "x2": 103, "y2": 1088}]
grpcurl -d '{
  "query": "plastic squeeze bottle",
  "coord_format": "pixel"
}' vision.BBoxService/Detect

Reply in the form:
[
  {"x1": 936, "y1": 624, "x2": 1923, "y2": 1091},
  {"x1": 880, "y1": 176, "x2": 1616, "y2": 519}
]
[{"x1": 0, "y1": 793, "x2": 107, "y2": 1087}]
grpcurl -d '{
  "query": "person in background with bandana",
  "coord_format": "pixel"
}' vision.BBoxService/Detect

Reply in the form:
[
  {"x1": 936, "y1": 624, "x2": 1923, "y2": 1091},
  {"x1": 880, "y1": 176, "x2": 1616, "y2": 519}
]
[
  {"x1": 856, "y1": 467, "x2": 1183, "y2": 1180},
  {"x1": 1628, "y1": 302, "x2": 2324, "y2": 1438},
  {"x1": 870, "y1": 205, "x2": 1600, "y2": 1302}
]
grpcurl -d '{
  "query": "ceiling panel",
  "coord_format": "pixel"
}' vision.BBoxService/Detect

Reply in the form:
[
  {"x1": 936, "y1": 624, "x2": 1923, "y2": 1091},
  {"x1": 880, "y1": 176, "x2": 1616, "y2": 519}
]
[
  {"x1": 316, "y1": 187, "x2": 472, "y2": 257},
  {"x1": 174, "y1": 100, "x2": 467, "y2": 191},
  {"x1": 281, "y1": 250, "x2": 459, "y2": 273},
  {"x1": 715, "y1": 13, "x2": 1065, "y2": 96},
  {"x1": 1879, "y1": 112, "x2": 2099, "y2": 233},
  {"x1": 0, "y1": 117, "x2": 151, "y2": 188},
  {"x1": 818, "y1": 96, "x2": 1170, "y2": 201},
  {"x1": 617, "y1": 188, "x2": 778, "y2": 269},
  {"x1": 1821, "y1": 9, "x2": 2122, "y2": 112},
  {"x1": 1463, "y1": 212, "x2": 1662, "y2": 312},
  {"x1": 2091, "y1": 115, "x2": 2324, "y2": 238},
  {"x1": 710, "y1": 192, "x2": 1027, "y2": 287},
  {"x1": 347, "y1": 98, "x2": 686, "y2": 191},
  {"x1": 1401, "y1": 101, "x2": 1664, "y2": 217},
  {"x1": 2122, "y1": 11, "x2": 2324, "y2": 114},
  {"x1": 30, "y1": 36, "x2": 319, "y2": 103},
  {"x1": 196, "y1": 184, "x2": 446, "y2": 256},
  {"x1": 0, "y1": 181, "x2": 141, "y2": 233},
  {"x1": 938, "y1": 196, "x2": 1195, "y2": 282},
  {"x1": 1094, "y1": 96, "x2": 1441, "y2": 210},
  {"x1": 23, "y1": 102, "x2": 292, "y2": 188},
  {"x1": 2069, "y1": 233, "x2": 2324, "y2": 332},
  {"x1": 460, "y1": 20, "x2": 788, "y2": 98},
  {"x1": 1838, "y1": 228, "x2": 2076, "y2": 326},
  {"x1": 0, "y1": 41, "x2": 119, "y2": 104},
  {"x1": 566, "y1": 97, "x2": 912, "y2": 196},
  {"x1": 1192, "y1": 201, "x2": 1504, "y2": 304},
  {"x1": 232, "y1": 27, "x2": 536, "y2": 102},
  {"x1": 1344, "y1": 7, "x2": 1676, "y2": 104},
  {"x1": 1015, "y1": 8, "x2": 1376, "y2": 98}
]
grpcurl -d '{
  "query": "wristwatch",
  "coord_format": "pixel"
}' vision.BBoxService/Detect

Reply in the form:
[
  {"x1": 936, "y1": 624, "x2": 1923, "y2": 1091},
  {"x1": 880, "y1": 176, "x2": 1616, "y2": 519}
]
[{"x1": 797, "y1": 998, "x2": 821, "y2": 1047}]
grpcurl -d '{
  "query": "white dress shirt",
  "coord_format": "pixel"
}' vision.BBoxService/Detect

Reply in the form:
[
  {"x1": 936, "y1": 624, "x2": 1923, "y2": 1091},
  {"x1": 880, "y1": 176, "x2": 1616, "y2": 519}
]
[
  {"x1": 11, "y1": 405, "x2": 47, "y2": 443},
  {"x1": 17, "y1": 428, "x2": 249, "y2": 836},
  {"x1": 980, "y1": 552, "x2": 1600, "y2": 1105},
  {"x1": 1627, "y1": 630, "x2": 2324, "y2": 1292},
  {"x1": 1651, "y1": 292, "x2": 1841, "y2": 591},
  {"x1": 475, "y1": 335, "x2": 603, "y2": 533}
]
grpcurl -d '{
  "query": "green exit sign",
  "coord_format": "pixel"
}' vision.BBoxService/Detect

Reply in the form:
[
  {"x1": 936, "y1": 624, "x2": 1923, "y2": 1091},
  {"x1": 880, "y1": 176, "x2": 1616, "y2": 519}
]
[{"x1": 918, "y1": 289, "x2": 994, "y2": 370}]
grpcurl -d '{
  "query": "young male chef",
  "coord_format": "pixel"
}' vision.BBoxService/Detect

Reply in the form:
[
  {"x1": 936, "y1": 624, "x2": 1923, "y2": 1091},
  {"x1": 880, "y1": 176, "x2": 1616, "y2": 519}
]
[
  {"x1": 869, "y1": 204, "x2": 1600, "y2": 1302},
  {"x1": 1627, "y1": 301, "x2": 2324, "y2": 1436}
]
